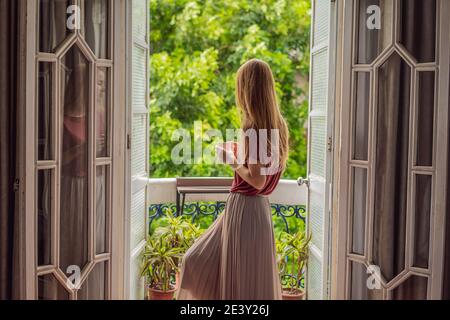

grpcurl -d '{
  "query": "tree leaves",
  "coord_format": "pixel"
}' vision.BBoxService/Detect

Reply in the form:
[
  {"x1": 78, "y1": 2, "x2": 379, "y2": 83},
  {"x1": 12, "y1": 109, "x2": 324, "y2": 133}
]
[{"x1": 150, "y1": 0, "x2": 311, "y2": 179}]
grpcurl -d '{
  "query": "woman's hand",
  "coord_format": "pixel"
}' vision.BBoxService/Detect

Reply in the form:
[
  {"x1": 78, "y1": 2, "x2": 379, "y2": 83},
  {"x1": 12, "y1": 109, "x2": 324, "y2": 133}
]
[
  {"x1": 216, "y1": 142, "x2": 241, "y2": 169},
  {"x1": 216, "y1": 141, "x2": 266, "y2": 190}
]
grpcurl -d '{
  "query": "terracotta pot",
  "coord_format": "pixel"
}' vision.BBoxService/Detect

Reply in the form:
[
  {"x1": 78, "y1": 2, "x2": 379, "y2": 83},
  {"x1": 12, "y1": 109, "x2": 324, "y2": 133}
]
[
  {"x1": 282, "y1": 289, "x2": 305, "y2": 300},
  {"x1": 147, "y1": 286, "x2": 176, "y2": 300}
]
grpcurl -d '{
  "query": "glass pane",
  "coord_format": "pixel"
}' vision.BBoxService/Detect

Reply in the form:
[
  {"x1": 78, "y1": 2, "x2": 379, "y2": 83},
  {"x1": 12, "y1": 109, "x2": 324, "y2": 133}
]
[
  {"x1": 39, "y1": 0, "x2": 72, "y2": 53},
  {"x1": 398, "y1": 0, "x2": 436, "y2": 63},
  {"x1": 59, "y1": 45, "x2": 90, "y2": 273},
  {"x1": 392, "y1": 275, "x2": 428, "y2": 300},
  {"x1": 96, "y1": 67, "x2": 110, "y2": 158},
  {"x1": 37, "y1": 170, "x2": 53, "y2": 266},
  {"x1": 413, "y1": 175, "x2": 432, "y2": 268},
  {"x1": 350, "y1": 261, "x2": 383, "y2": 300},
  {"x1": 356, "y1": 0, "x2": 393, "y2": 64},
  {"x1": 351, "y1": 168, "x2": 367, "y2": 255},
  {"x1": 96, "y1": 166, "x2": 109, "y2": 254},
  {"x1": 77, "y1": 262, "x2": 108, "y2": 300},
  {"x1": 81, "y1": 0, "x2": 110, "y2": 59},
  {"x1": 38, "y1": 62, "x2": 54, "y2": 160},
  {"x1": 38, "y1": 274, "x2": 70, "y2": 300},
  {"x1": 353, "y1": 72, "x2": 370, "y2": 160},
  {"x1": 416, "y1": 72, "x2": 435, "y2": 167},
  {"x1": 373, "y1": 52, "x2": 411, "y2": 282}
]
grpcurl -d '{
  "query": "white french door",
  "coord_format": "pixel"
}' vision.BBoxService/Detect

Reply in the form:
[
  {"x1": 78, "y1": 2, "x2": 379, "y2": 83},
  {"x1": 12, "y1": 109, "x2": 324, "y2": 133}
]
[
  {"x1": 24, "y1": 0, "x2": 120, "y2": 299},
  {"x1": 304, "y1": 0, "x2": 337, "y2": 300},
  {"x1": 125, "y1": 0, "x2": 149, "y2": 300},
  {"x1": 335, "y1": 0, "x2": 450, "y2": 299}
]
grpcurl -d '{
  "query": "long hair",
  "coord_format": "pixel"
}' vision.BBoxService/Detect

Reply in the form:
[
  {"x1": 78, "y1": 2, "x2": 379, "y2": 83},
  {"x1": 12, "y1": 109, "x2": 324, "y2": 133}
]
[{"x1": 235, "y1": 59, "x2": 289, "y2": 169}]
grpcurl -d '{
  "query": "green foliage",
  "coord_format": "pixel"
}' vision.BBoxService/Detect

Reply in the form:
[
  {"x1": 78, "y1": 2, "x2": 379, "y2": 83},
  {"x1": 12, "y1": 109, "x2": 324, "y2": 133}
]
[
  {"x1": 146, "y1": 206, "x2": 309, "y2": 292},
  {"x1": 141, "y1": 234, "x2": 183, "y2": 291},
  {"x1": 276, "y1": 231, "x2": 311, "y2": 292},
  {"x1": 153, "y1": 210, "x2": 203, "y2": 253},
  {"x1": 150, "y1": 0, "x2": 311, "y2": 179},
  {"x1": 142, "y1": 209, "x2": 204, "y2": 291},
  {"x1": 272, "y1": 211, "x2": 305, "y2": 237}
]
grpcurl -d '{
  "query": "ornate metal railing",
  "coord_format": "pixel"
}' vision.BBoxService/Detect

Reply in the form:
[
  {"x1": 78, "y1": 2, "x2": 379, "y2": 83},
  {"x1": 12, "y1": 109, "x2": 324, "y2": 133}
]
[
  {"x1": 149, "y1": 202, "x2": 306, "y2": 234},
  {"x1": 148, "y1": 201, "x2": 306, "y2": 290},
  {"x1": 146, "y1": 179, "x2": 308, "y2": 291}
]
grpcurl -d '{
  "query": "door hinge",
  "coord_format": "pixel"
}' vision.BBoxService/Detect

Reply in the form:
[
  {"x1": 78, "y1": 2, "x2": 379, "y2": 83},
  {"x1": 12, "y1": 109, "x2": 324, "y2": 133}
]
[
  {"x1": 327, "y1": 136, "x2": 333, "y2": 152},
  {"x1": 127, "y1": 134, "x2": 131, "y2": 150},
  {"x1": 13, "y1": 178, "x2": 20, "y2": 192}
]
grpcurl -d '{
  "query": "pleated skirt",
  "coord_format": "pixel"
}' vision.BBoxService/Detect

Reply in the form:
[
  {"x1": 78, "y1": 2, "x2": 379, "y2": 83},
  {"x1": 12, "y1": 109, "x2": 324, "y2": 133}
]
[{"x1": 176, "y1": 192, "x2": 282, "y2": 300}]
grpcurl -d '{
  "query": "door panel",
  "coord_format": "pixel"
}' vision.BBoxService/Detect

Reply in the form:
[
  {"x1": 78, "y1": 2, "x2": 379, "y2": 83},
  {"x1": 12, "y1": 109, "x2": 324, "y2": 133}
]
[
  {"x1": 338, "y1": 0, "x2": 450, "y2": 299},
  {"x1": 306, "y1": 0, "x2": 335, "y2": 300},
  {"x1": 31, "y1": 0, "x2": 114, "y2": 300},
  {"x1": 372, "y1": 51, "x2": 410, "y2": 283},
  {"x1": 127, "y1": 0, "x2": 149, "y2": 300},
  {"x1": 59, "y1": 44, "x2": 91, "y2": 273}
]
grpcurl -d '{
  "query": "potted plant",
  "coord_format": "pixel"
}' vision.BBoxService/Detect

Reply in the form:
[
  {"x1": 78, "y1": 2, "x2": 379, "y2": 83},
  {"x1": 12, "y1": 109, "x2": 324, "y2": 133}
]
[
  {"x1": 276, "y1": 231, "x2": 311, "y2": 300},
  {"x1": 141, "y1": 234, "x2": 183, "y2": 300},
  {"x1": 152, "y1": 210, "x2": 204, "y2": 287}
]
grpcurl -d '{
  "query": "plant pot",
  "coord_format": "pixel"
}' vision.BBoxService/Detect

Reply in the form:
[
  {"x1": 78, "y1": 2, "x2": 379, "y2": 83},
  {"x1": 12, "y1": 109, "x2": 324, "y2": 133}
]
[
  {"x1": 147, "y1": 286, "x2": 176, "y2": 300},
  {"x1": 282, "y1": 289, "x2": 305, "y2": 300}
]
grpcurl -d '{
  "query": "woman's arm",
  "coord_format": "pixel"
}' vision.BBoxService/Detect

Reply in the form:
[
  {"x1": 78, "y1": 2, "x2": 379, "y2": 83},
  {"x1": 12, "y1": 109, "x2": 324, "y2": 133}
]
[
  {"x1": 217, "y1": 141, "x2": 267, "y2": 190},
  {"x1": 234, "y1": 163, "x2": 267, "y2": 190}
]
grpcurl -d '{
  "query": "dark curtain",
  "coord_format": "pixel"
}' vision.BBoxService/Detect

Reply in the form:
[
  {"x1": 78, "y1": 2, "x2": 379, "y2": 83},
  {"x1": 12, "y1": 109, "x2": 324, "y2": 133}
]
[{"x1": 0, "y1": 0, "x2": 19, "y2": 300}]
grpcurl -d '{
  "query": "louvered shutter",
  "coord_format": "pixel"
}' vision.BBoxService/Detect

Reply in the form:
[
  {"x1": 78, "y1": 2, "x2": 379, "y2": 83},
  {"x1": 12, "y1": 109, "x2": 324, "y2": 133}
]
[
  {"x1": 127, "y1": 0, "x2": 149, "y2": 300},
  {"x1": 306, "y1": 0, "x2": 335, "y2": 300}
]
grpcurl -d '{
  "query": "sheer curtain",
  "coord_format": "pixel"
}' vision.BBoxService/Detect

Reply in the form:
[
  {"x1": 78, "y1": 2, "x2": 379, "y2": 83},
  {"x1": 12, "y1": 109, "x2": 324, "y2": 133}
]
[
  {"x1": 0, "y1": 0, "x2": 19, "y2": 300},
  {"x1": 82, "y1": 0, "x2": 108, "y2": 59}
]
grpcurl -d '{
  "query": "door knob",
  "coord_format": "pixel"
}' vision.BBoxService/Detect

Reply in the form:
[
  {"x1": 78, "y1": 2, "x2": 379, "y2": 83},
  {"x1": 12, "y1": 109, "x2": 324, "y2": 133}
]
[{"x1": 297, "y1": 177, "x2": 310, "y2": 188}]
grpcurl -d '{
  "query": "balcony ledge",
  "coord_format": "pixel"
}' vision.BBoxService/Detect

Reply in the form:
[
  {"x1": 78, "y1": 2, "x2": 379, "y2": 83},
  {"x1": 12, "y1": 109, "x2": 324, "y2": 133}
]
[{"x1": 147, "y1": 178, "x2": 307, "y2": 206}]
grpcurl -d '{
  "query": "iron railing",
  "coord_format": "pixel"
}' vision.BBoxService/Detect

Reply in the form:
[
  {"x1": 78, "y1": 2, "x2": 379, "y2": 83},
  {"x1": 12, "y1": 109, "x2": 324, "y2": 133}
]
[
  {"x1": 149, "y1": 202, "x2": 306, "y2": 234},
  {"x1": 149, "y1": 201, "x2": 307, "y2": 289}
]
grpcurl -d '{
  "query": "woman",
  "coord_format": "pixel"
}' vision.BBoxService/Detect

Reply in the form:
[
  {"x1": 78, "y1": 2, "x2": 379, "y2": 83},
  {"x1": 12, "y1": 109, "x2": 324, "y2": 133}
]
[{"x1": 176, "y1": 59, "x2": 289, "y2": 300}]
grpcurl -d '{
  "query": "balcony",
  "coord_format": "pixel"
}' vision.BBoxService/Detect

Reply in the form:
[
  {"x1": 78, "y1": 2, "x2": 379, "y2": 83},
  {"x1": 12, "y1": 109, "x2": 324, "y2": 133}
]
[
  {"x1": 145, "y1": 177, "x2": 308, "y2": 294},
  {"x1": 147, "y1": 178, "x2": 306, "y2": 231}
]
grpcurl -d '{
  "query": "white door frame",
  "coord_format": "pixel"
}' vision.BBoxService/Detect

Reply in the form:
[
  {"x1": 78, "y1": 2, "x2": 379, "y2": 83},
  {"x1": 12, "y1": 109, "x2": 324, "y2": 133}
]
[{"x1": 110, "y1": 0, "x2": 128, "y2": 300}]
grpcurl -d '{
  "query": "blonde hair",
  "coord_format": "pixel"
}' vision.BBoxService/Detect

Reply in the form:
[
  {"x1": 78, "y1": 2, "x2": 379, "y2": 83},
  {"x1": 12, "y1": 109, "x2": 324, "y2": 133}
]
[{"x1": 235, "y1": 59, "x2": 289, "y2": 169}]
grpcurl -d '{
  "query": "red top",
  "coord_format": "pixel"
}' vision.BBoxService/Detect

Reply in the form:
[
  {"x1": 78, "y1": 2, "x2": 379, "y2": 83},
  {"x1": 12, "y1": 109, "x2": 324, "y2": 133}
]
[{"x1": 230, "y1": 168, "x2": 282, "y2": 196}]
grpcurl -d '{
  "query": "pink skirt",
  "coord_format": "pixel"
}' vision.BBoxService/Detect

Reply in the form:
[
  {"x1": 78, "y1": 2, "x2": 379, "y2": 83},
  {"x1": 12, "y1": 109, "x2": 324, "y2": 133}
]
[{"x1": 176, "y1": 192, "x2": 282, "y2": 300}]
